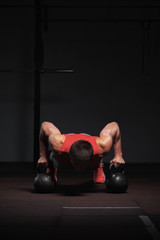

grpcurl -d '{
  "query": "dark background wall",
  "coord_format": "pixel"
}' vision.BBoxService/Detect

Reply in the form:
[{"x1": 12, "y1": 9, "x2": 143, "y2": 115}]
[{"x1": 0, "y1": 0, "x2": 160, "y2": 163}]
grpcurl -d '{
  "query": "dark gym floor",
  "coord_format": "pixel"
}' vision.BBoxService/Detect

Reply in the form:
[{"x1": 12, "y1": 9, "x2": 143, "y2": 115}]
[{"x1": 0, "y1": 162, "x2": 160, "y2": 240}]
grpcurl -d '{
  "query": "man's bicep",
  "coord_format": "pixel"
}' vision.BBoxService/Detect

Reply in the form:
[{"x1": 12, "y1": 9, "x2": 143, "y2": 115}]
[
  {"x1": 41, "y1": 121, "x2": 61, "y2": 136},
  {"x1": 99, "y1": 122, "x2": 118, "y2": 137}
]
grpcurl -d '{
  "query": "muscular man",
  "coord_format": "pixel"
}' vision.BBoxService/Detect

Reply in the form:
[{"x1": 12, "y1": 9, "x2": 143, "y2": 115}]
[{"x1": 37, "y1": 121, "x2": 125, "y2": 183}]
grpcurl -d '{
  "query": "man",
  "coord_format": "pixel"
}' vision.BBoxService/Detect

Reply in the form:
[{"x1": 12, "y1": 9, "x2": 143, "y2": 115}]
[{"x1": 37, "y1": 121, "x2": 125, "y2": 183}]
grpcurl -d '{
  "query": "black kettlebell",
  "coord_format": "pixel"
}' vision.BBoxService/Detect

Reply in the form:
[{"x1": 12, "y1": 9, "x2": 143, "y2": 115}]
[
  {"x1": 106, "y1": 163, "x2": 128, "y2": 193},
  {"x1": 34, "y1": 162, "x2": 56, "y2": 193},
  {"x1": 34, "y1": 173, "x2": 56, "y2": 193}
]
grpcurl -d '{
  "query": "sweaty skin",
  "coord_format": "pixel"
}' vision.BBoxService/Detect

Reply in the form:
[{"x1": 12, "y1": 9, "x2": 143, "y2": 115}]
[{"x1": 38, "y1": 121, "x2": 125, "y2": 169}]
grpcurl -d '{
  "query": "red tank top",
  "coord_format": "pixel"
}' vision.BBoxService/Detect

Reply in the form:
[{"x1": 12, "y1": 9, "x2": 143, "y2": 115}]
[
  {"x1": 61, "y1": 134, "x2": 100, "y2": 155},
  {"x1": 56, "y1": 134, "x2": 101, "y2": 169}
]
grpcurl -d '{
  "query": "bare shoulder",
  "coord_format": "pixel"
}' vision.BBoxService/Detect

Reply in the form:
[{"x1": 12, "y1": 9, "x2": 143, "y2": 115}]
[
  {"x1": 49, "y1": 133, "x2": 66, "y2": 152},
  {"x1": 96, "y1": 136, "x2": 113, "y2": 154},
  {"x1": 98, "y1": 122, "x2": 121, "y2": 154}
]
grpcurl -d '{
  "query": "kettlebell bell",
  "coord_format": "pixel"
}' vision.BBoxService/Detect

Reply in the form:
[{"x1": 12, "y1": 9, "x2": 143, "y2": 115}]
[
  {"x1": 34, "y1": 173, "x2": 56, "y2": 193},
  {"x1": 34, "y1": 162, "x2": 56, "y2": 193}
]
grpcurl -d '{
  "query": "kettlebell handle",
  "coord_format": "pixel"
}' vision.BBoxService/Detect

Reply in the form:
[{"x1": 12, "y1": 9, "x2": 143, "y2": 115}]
[{"x1": 109, "y1": 162, "x2": 125, "y2": 174}]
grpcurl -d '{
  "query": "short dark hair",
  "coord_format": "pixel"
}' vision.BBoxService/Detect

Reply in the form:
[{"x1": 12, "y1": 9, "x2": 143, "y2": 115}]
[{"x1": 69, "y1": 140, "x2": 93, "y2": 170}]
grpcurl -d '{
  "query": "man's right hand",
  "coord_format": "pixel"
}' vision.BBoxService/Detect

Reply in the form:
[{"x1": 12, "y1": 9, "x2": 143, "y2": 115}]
[
  {"x1": 38, "y1": 157, "x2": 48, "y2": 165},
  {"x1": 37, "y1": 157, "x2": 49, "y2": 173}
]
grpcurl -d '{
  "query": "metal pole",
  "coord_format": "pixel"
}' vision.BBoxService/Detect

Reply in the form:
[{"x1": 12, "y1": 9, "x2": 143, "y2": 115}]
[{"x1": 33, "y1": 0, "x2": 43, "y2": 167}]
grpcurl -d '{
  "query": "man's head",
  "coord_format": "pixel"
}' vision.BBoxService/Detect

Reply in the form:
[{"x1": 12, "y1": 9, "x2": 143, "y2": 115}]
[{"x1": 69, "y1": 140, "x2": 93, "y2": 171}]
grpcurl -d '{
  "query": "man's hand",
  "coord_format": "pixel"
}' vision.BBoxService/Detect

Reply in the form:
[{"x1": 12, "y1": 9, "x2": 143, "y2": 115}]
[
  {"x1": 37, "y1": 157, "x2": 50, "y2": 174},
  {"x1": 38, "y1": 156, "x2": 48, "y2": 165},
  {"x1": 38, "y1": 157, "x2": 48, "y2": 168},
  {"x1": 110, "y1": 155, "x2": 125, "y2": 168}
]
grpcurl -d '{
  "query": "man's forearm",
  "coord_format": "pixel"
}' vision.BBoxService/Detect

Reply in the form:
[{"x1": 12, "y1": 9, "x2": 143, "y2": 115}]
[
  {"x1": 113, "y1": 125, "x2": 123, "y2": 157},
  {"x1": 113, "y1": 138, "x2": 123, "y2": 157},
  {"x1": 39, "y1": 128, "x2": 49, "y2": 160}
]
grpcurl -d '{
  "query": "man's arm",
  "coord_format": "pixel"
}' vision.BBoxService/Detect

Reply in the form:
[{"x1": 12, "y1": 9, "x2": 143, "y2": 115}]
[
  {"x1": 38, "y1": 121, "x2": 61, "y2": 164},
  {"x1": 99, "y1": 122, "x2": 125, "y2": 167}
]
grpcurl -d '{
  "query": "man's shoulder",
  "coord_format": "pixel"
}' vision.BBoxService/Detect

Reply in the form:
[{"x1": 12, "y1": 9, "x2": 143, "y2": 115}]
[
  {"x1": 49, "y1": 133, "x2": 66, "y2": 152},
  {"x1": 96, "y1": 136, "x2": 113, "y2": 154},
  {"x1": 55, "y1": 133, "x2": 66, "y2": 143}
]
